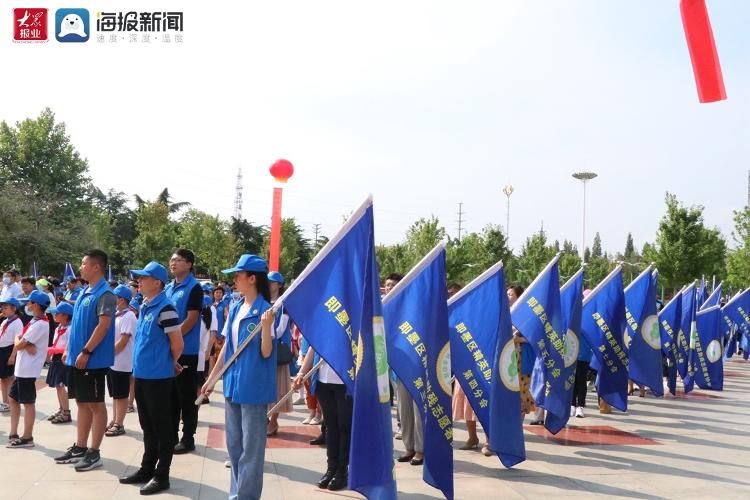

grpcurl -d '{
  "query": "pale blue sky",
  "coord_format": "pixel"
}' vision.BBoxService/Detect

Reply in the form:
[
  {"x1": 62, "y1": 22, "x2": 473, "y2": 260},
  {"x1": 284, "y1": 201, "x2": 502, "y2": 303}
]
[{"x1": 2, "y1": 1, "x2": 748, "y2": 254}]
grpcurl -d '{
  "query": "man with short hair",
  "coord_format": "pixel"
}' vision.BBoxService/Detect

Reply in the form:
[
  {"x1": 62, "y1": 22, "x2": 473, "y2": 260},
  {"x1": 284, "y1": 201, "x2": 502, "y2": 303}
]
[
  {"x1": 1, "y1": 271, "x2": 23, "y2": 301},
  {"x1": 54, "y1": 250, "x2": 116, "y2": 471},
  {"x1": 165, "y1": 248, "x2": 203, "y2": 454},
  {"x1": 63, "y1": 278, "x2": 82, "y2": 305}
]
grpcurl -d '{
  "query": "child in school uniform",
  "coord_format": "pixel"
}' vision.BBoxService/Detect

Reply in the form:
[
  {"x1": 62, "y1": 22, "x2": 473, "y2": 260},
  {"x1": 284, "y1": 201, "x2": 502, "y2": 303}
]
[
  {"x1": 7, "y1": 290, "x2": 51, "y2": 448},
  {"x1": 0, "y1": 298, "x2": 23, "y2": 413},
  {"x1": 46, "y1": 302, "x2": 74, "y2": 424},
  {"x1": 196, "y1": 296, "x2": 214, "y2": 403}
]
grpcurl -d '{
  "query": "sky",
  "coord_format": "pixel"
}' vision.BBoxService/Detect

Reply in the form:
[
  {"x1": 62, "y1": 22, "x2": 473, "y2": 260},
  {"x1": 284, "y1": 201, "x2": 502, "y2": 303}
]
[{"x1": 2, "y1": 1, "x2": 749, "y2": 255}]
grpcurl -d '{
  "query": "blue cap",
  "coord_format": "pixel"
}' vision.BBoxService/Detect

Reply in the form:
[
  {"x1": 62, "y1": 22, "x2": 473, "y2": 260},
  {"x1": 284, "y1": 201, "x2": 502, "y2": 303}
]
[
  {"x1": 0, "y1": 297, "x2": 21, "y2": 309},
  {"x1": 48, "y1": 302, "x2": 74, "y2": 317},
  {"x1": 222, "y1": 254, "x2": 268, "y2": 275},
  {"x1": 203, "y1": 295, "x2": 213, "y2": 308},
  {"x1": 130, "y1": 261, "x2": 168, "y2": 283},
  {"x1": 268, "y1": 271, "x2": 285, "y2": 284},
  {"x1": 202, "y1": 282, "x2": 214, "y2": 292},
  {"x1": 113, "y1": 284, "x2": 133, "y2": 301},
  {"x1": 20, "y1": 290, "x2": 51, "y2": 307}
]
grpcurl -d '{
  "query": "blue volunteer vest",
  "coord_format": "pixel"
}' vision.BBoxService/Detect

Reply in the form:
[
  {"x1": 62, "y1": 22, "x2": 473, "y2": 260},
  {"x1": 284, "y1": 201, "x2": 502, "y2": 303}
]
[
  {"x1": 223, "y1": 295, "x2": 276, "y2": 405},
  {"x1": 66, "y1": 278, "x2": 116, "y2": 369},
  {"x1": 214, "y1": 300, "x2": 227, "y2": 337},
  {"x1": 165, "y1": 273, "x2": 201, "y2": 355},
  {"x1": 133, "y1": 291, "x2": 177, "y2": 379}
]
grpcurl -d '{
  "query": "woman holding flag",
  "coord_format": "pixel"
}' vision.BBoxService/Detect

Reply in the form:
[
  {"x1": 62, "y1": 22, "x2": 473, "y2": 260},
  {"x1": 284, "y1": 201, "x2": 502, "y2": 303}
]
[{"x1": 200, "y1": 254, "x2": 276, "y2": 500}]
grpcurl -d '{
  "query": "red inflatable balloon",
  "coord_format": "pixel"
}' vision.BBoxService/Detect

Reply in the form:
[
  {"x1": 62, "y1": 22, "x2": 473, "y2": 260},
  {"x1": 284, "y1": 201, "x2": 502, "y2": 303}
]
[{"x1": 269, "y1": 159, "x2": 294, "y2": 182}]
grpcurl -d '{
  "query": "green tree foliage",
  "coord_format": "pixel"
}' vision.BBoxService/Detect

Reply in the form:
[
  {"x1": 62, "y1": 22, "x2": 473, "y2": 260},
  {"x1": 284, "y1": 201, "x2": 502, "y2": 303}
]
[
  {"x1": 230, "y1": 217, "x2": 267, "y2": 255},
  {"x1": 89, "y1": 188, "x2": 137, "y2": 276},
  {"x1": 262, "y1": 218, "x2": 313, "y2": 280},
  {"x1": 559, "y1": 239, "x2": 582, "y2": 284},
  {"x1": 133, "y1": 201, "x2": 177, "y2": 266},
  {"x1": 178, "y1": 209, "x2": 239, "y2": 279},
  {"x1": 725, "y1": 207, "x2": 750, "y2": 290},
  {"x1": 515, "y1": 230, "x2": 556, "y2": 287},
  {"x1": 591, "y1": 232, "x2": 603, "y2": 258},
  {"x1": 643, "y1": 193, "x2": 727, "y2": 293}
]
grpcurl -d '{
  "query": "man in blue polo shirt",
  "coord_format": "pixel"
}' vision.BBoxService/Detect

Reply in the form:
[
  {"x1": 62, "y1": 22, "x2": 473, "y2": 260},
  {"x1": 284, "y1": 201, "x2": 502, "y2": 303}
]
[
  {"x1": 54, "y1": 249, "x2": 117, "y2": 471},
  {"x1": 165, "y1": 248, "x2": 203, "y2": 454}
]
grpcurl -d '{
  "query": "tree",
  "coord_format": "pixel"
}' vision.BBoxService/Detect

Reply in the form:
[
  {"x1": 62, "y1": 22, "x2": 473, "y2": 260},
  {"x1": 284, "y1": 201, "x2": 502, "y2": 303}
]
[
  {"x1": 559, "y1": 241, "x2": 582, "y2": 284},
  {"x1": 515, "y1": 230, "x2": 555, "y2": 287},
  {"x1": 726, "y1": 207, "x2": 750, "y2": 289},
  {"x1": 178, "y1": 209, "x2": 239, "y2": 279},
  {"x1": 133, "y1": 201, "x2": 177, "y2": 266},
  {"x1": 376, "y1": 243, "x2": 412, "y2": 278},
  {"x1": 624, "y1": 233, "x2": 636, "y2": 260},
  {"x1": 135, "y1": 188, "x2": 189, "y2": 214},
  {"x1": 262, "y1": 218, "x2": 312, "y2": 280},
  {"x1": 90, "y1": 188, "x2": 137, "y2": 276},
  {"x1": 230, "y1": 217, "x2": 267, "y2": 255},
  {"x1": 404, "y1": 217, "x2": 446, "y2": 261},
  {"x1": 645, "y1": 193, "x2": 727, "y2": 292},
  {"x1": 591, "y1": 232, "x2": 603, "y2": 258}
]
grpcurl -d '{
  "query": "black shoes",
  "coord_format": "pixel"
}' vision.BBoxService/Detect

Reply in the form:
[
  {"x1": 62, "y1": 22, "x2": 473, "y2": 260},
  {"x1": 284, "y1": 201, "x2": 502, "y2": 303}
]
[
  {"x1": 120, "y1": 469, "x2": 153, "y2": 485},
  {"x1": 309, "y1": 434, "x2": 326, "y2": 446},
  {"x1": 140, "y1": 477, "x2": 170, "y2": 495},
  {"x1": 317, "y1": 468, "x2": 336, "y2": 489},
  {"x1": 328, "y1": 468, "x2": 348, "y2": 491},
  {"x1": 173, "y1": 439, "x2": 195, "y2": 454}
]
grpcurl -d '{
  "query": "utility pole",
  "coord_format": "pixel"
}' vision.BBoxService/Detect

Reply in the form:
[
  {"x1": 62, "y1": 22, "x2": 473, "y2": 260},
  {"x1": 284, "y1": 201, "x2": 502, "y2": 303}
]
[
  {"x1": 456, "y1": 202, "x2": 465, "y2": 242},
  {"x1": 233, "y1": 168, "x2": 243, "y2": 220},
  {"x1": 502, "y1": 185, "x2": 514, "y2": 243},
  {"x1": 312, "y1": 223, "x2": 321, "y2": 247}
]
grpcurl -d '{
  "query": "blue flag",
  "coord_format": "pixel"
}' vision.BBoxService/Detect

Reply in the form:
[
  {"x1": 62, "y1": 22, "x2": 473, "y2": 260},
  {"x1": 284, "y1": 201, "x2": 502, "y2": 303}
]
[
  {"x1": 448, "y1": 262, "x2": 525, "y2": 467},
  {"x1": 545, "y1": 268, "x2": 584, "y2": 435},
  {"x1": 691, "y1": 305, "x2": 723, "y2": 390},
  {"x1": 510, "y1": 255, "x2": 568, "y2": 427},
  {"x1": 721, "y1": 288, "x2": 750, "y2": 361},
  {"x1": 701, "y1": 282, "x2": 722, "y2": 311},
  {"x1": 383, "y1": 244, "x2": 453, "y2": 500},
  {"x1": 677, "y1": 284, "x2": 696, "y2": 385},
  {"x1": 624, "y1": 266, "x2": 663, "y2": 397},
  {"x1": 658, "y1": 290, "x2": 682, "y2": 396},
  {"x1": 581, "y1": 266, "x2": 629, "y2": 411},
  {"x1": 279, "y1": 197, "x2": 397, "y2": 499}
]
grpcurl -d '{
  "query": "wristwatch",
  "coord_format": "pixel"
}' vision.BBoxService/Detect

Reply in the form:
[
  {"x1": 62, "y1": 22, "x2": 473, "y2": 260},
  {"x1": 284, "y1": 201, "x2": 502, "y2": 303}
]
[{"x1": 81, "y1": 347, "x2": 92, "y2": 356}]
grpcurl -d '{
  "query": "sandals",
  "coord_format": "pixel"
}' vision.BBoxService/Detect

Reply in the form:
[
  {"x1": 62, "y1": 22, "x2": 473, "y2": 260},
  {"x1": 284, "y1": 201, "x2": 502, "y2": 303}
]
[
  {"x1": 6, "y1": 436, "x2": 34, "y2": 448},
  {"x1": 105, "y1": 423, "x2": 126, "y2": 437},
  {"x1": 48, "y1": 409, "x2": 62, "y2": 421},
  {"x1": 459, "y1": 439, "x2": 479, "y2": 450},
  {"x1": 51, "y1": 410, "x2": 72, "y2": 424}
]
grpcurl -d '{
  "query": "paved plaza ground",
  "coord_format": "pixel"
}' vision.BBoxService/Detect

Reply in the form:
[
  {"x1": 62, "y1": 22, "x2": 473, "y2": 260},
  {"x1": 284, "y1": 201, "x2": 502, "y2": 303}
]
[{"x1": 1, "y1": 358, "x2": 748, "y2": 499}]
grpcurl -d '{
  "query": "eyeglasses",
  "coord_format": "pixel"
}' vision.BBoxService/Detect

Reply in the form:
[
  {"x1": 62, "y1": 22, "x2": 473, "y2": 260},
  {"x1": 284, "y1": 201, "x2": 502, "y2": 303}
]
[{"x1": 169, "y1": 257, "x2": 187, "y2": 263}]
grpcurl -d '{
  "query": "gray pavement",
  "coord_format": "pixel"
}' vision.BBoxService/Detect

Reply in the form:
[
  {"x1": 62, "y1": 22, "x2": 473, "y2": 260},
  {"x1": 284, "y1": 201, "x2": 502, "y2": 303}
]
[{"x1": 1, "y1": 358, "x2": 748, "y2": 499}]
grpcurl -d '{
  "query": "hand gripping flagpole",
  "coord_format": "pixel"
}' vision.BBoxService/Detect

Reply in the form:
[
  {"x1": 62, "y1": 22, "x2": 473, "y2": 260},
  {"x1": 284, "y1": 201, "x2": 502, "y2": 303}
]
[
  {"x1": 196, "y1": 195, "x2": 375, "y2": 406},
  {"x1": 266, "y1": 359, "x2": 324, "y2": 417}
]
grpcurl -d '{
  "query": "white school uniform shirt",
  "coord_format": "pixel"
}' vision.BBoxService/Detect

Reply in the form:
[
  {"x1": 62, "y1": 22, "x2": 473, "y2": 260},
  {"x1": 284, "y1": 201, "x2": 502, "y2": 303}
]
[
  {"x1": 0, "y1": 282, "x2": 23, "y2": 301},
  {"x1": 227, "y1": 302, "x2": 252, "y2": 351},
  {"x1": 0, "y1": 316, "x2": 22, "y2": 348},
  {"x1": 210, "y1": 305, "x2": 218, "y2": 333},
  {"x1": 14, "y1": 317, "x2": 49, "y2": 378},
  {"x1": 318, "y1": 360, "x2": 344, "y2": 385},
  {"x1": 112, "y1": 308, "x2": 137, "y2": 372},
  {"x1": 51, "y1": 323, "x2": 70, "y2": 352}
]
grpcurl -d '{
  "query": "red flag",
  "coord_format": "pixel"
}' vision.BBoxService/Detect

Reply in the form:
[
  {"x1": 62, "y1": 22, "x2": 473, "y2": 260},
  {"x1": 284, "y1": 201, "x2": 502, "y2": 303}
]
[{"x1": 680, "y1": 0, "x2": 726, "y2": 103}]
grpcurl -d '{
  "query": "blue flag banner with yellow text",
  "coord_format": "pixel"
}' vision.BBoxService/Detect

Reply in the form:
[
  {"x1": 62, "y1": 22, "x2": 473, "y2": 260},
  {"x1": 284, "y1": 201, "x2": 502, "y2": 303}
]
[
  {"x1": 658, "y1": 290, "x2": 682, "y2": 396},
  {"x1": 383, "y1": 244, "x2": 453, "y2": 500},
  {"x1": 692, "y1": 305, "x2": 723, "y2": 390},
  {"x1": 624, "y1": 266, "x2": 663, "y2": 397},
  {"x1": 546, "y1": 268, "x2": 584, "y2": 435},
  {"x1": 721, "y1": 288, "x2": 750, "y2": 361},
  {"x1": 677, "y1": 285, "x2": 696, "y2": 388},
  {"x1": 279, "y1": 197, "x2": 397, "y2": 499},
  {"x1": 581, "y1": 266, "x2": 629, "y2": 411},
  {"x1": 448, "y1": 262, "x2": 525, "y2": 467},
  {"x1": 510, "y1": 255, "x2": 568, "y2": 428}
]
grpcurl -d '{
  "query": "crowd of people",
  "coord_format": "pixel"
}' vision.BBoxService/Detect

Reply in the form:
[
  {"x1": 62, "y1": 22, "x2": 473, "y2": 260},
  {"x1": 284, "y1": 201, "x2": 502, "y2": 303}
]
[{"x1": 0, "y1": 250, "x2": 673, "y2": 500}]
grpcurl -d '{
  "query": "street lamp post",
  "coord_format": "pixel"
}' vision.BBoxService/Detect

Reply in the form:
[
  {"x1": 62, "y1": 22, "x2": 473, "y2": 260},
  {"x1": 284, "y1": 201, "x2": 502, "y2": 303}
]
[
  {"x1": 572, "y1": 171, "x2": 598, "y2": 263},
  {"x1": 502, "y1": 185, "x2": 514, "y2": 243}
]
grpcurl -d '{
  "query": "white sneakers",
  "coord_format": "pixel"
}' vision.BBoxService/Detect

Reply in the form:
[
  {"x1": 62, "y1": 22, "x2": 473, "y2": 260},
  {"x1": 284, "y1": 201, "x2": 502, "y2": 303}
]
[{"x1": 575, "y1": 406, "x2": 585, "y2": 418}]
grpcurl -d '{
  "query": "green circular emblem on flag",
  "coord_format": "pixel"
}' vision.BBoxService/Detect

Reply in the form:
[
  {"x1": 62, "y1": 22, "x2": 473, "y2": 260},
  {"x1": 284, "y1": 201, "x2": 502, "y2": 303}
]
[
  {"x1": 562, "y1": 329, "x2": 579, "y2": 368},
  {"x1": 641, "y1": 315, "x2": 661, "y2": 349},
  {"x1": 706, "y1": 339, "x2": 722, "y2": 363},
  {"x1": 624, "y1": 328, "x2": 632, "y2": 349},
  {"x1": 498, "y1": 339, "x2": 520, "y2": 392},
  {"x1": 437, "y1": 343, "x2": 452, "y2": 396},
  {"x1": 373, "y1": 317, "x2": 388, "y2": 376}
]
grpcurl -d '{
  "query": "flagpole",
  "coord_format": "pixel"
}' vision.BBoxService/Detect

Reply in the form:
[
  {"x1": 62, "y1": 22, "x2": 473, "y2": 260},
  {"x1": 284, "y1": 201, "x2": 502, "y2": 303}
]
[
  {"x1": 267, "y1": 359, "x2": 324, "y2": 417},
  {"x1": 560, "y1": 267, "x2": 584, "y2": 293},
  {"x1": 509, "y1": 253, "x2": 561, "y2": 314},
  {"x1": 659, "y1": 285, "x2": 686, "y2": 318},
  {"x1": 623, "y1": 264, "x2": 654, "y2": 293}
]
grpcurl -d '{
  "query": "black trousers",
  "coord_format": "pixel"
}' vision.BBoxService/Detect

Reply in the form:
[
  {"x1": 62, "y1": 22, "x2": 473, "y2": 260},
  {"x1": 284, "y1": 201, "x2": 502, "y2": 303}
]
[
  {"x1": 135, "y1": 378, "x2": 176, "y2": 479},
  {"x1": 316, "y1": 382, "x2": 353, "y2": 470},
  {"x1": 173, "y1": 354, "x2": 199, "y2": 443},
  {"x1": 572, "y1": 360, "x2": 590, "y2": 407}
]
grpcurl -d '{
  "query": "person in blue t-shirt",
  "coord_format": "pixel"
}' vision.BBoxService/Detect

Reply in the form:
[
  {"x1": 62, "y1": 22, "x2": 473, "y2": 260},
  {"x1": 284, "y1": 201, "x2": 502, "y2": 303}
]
[
  {"x1": 119, "y1": 261, "x2": 183, "y2": 495},
  {"x1": 200, "y1": 254, "x2": 275, "y2": 500}
]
